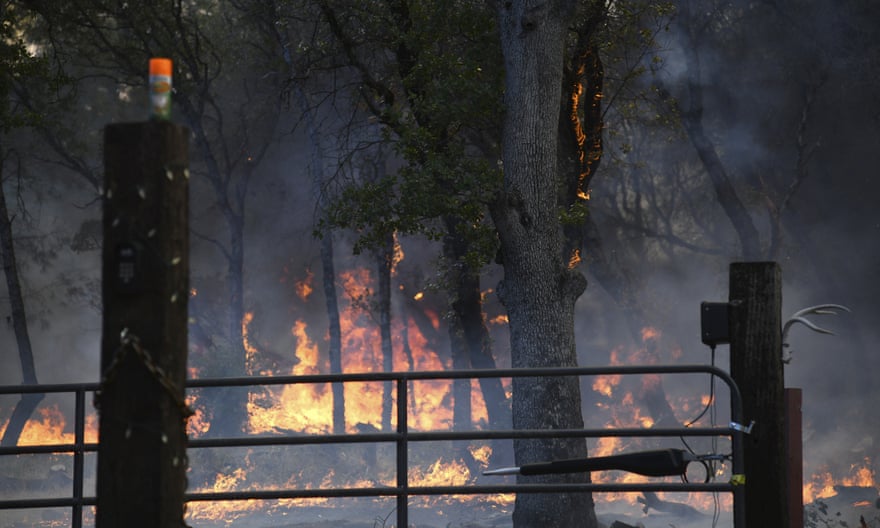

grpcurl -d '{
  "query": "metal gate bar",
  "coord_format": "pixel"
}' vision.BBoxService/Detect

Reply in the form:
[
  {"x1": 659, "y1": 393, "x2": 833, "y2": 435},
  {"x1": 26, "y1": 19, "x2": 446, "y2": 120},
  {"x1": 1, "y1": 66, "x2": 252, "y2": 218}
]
[{"x1": 0, "y1": 365, "x2": 745, "y2": 527}]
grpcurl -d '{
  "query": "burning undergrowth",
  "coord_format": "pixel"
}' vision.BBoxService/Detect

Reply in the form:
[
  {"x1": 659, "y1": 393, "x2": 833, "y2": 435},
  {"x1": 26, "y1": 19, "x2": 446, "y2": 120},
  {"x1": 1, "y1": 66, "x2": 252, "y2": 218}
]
[
  {"x1": 178, "y1": 264, "x2": 516, "y2": 526},
  {"x1": 178, "y1": 267, "x2": 740, "y2": 526},
  {"x1": 2, "y1": 261, "x2": 879, "y2": 527},
  {"x1": 183, "y1": 442, "x2": 511, "y2": 527}
]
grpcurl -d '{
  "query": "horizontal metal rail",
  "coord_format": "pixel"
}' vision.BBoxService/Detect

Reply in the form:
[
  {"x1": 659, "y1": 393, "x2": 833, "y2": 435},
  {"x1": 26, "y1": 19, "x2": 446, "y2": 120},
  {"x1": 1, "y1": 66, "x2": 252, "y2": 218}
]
[
  {"x1": 185, "y1": 481, "x2": 738, "y2": 502},
  {"x1": 0, "y1": 365, "x2": 745, "y2": 527}
]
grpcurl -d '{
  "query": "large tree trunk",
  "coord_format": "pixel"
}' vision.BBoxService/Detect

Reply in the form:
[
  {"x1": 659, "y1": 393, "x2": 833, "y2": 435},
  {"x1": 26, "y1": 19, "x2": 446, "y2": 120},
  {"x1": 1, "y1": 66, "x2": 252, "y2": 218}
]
[
  {"x1": 494, "y1": 1, "x2": 597, "y2": 526},
  {"x1": 0, "y1": 151, "x2": 44, "y2": 447}
]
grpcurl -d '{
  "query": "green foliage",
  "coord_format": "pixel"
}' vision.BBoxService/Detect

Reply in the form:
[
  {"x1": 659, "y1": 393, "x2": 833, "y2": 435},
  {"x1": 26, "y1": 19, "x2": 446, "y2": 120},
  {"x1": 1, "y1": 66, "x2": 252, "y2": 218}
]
[
  {"x1": 0, "y1": 2, "x2": 57, "y2": 131},
  {"x1": 318, "y1": 0, "x2": 503, "y2": 267},
  {"x1": 319, "y1": 0, "x2": 680, "y2": 270},
  {"x1": 598, "y1": 0, "x2": 676, "y2": 114},
  {"x1": 559, "y1": 199, "x2": 590, "y2": 226}
]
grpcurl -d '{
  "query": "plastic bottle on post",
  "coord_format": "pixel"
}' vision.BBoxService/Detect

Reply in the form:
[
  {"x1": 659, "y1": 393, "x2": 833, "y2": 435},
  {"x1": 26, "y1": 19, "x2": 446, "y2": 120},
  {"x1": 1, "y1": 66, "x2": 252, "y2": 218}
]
[{"x1": 149, "y1": 58, "x2": 173, "y2": 120}]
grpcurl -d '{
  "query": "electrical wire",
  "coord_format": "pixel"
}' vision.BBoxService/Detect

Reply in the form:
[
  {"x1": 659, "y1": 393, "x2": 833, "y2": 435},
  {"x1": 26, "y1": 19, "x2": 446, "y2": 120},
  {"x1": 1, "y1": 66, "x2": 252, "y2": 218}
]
[
  {"x1": 679, "y1": 345, "x2": 721, "y2": 527},
  {"x1": 709, "y1": 346, "x2": 720, "y2": 527}
]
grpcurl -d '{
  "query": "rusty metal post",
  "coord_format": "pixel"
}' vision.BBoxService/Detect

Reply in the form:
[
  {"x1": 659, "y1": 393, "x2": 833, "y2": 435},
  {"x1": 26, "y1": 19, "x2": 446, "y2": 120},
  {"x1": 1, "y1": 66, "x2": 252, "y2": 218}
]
[{"x1": 97, "y1": 121, "x2": 189, "y2": 528}]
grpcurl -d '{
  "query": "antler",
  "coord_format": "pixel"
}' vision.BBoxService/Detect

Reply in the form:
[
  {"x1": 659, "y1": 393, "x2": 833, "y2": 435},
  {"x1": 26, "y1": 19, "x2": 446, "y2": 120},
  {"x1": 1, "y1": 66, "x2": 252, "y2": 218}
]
[{"x1": 782, "y1": 304, "x2": 850, "y2": 363}]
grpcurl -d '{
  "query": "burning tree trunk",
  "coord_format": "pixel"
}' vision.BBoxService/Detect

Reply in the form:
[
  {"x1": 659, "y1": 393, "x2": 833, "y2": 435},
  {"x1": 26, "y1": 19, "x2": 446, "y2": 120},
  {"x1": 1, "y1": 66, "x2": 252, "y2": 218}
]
[
  {"x1": 556, "y1": 7, "x2": 688, "y2": 439},
  {"x1": 559, "y1": 9, "x2": 605, "y2": 261},
  {"x1": 494, "y1": 1, "x2": 597, "y2": 526},
  {"x1": 0, "y1": 149, "x2": 44, "y2": 447}
]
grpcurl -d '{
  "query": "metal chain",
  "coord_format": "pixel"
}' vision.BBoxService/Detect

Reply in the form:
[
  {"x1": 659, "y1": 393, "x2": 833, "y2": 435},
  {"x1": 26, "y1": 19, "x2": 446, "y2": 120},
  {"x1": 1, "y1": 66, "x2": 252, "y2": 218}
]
[{"x1": 95, "y1": 328, "x2": 194, "y2": 421}]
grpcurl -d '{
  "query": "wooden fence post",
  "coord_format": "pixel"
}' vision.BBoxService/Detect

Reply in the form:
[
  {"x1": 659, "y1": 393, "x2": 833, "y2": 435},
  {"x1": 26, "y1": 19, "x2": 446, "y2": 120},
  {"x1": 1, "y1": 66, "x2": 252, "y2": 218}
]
[
  {"x1": 97, "y1": 121, "x2": 189, "y2": 528},
  {"x1": 729, "y1": 261, "x2": 787, "y2": 528},
  {"x1": 786, "y1": 387, "x2": 804, "y2": 528}
]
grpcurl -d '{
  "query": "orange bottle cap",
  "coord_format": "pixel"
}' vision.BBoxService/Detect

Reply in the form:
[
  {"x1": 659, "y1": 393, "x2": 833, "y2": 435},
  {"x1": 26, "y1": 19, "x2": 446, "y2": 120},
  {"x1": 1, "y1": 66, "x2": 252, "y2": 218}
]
[{"x1": 149, "y1": 58, "x2": 173, "y2": 76}]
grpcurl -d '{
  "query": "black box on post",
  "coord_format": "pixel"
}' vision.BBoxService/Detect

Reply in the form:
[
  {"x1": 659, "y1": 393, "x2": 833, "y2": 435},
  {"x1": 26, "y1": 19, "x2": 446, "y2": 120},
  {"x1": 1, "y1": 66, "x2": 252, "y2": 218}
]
[{"x1": 701, "y1": 301, "x2": 729, "y2": 346}]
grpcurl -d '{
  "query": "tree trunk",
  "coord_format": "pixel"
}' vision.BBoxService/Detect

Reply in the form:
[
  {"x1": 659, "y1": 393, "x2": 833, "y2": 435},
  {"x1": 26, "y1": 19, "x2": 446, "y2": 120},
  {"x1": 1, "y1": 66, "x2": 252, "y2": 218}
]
[
  {"x1": 209, "y1": 212, "x2": 249, "y2": 437},
  {"x1": 172, "y1": 95, "x2": 251, "y2": 438},
  {"x1": 399, "y1": 310, "x2": 418, "y2": 415},
  {"x1": 494, "y1": 1, "x2": 597, "y2": 526},
  {"x1": 449, "y1": 308, "x2": 473, "y2": 433},
  {"x1": 454, "y1": 265, "x2": 513, "y2": 467},
  {"x1": 285, "y1": 48, "x2": 345, "y2": 432},
  {"x1": 378, "y1": 233, "x2": 395, "y2": 432},
  {"x1": 0, "y1": 150, "x2": 44, "y2": 447},
  {"x1": 443, "y1": 228, "x2": 473, "y2": 436},
  {"x1": 673, "y1": 2, "x2": 762, "y2": 260},
  {"x1": 443, "y1": 215, "x2": 510, "y2": 461},
  {"x1": 559, "y1": 11, "x2": 605, "y2": 261},
  {"x1": 321, "y1": 232, "x2": 345, "y2": 434}
]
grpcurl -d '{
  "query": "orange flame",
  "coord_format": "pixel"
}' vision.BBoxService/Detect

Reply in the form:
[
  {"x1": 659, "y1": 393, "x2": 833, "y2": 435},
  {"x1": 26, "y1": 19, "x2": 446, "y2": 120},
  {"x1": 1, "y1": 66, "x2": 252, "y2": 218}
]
[
  {"x1": 488, "y1": 314, "x2": 508, "y2": 325},
  {"x1": 242, "y1": 267, "x2": 486, "y2": 436},
  {"x1": 804, "y1": 457, "x2": 879, "y2": 503},
  {"x1": 242, "y1": 311, "x2": 260, "y2": 375},
  {"x1": 0, "y1": 404, "x2": 98, "y2": 445},
  {"x1": 568, "y1": 248, "x2": 582, "y2": 269},
  {"x1": 641, "y1": 326, "x2": 661, "y2": 341},
  {"x1": 587, "y1": 329, "x2": 736, "y2": 513},
  {"x1": 294, "y1": 269, "x2": 314, "y2": 301},
  {"x1": 391, "y1": 233, "x2": 404, "y2": 274}
]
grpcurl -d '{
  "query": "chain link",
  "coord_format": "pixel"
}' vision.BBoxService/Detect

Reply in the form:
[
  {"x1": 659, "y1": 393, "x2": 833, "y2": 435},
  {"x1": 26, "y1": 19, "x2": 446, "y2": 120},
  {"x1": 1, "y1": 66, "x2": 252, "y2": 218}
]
[{"x1": 95, "y1": 328, "x2": 194, "y2": 421}]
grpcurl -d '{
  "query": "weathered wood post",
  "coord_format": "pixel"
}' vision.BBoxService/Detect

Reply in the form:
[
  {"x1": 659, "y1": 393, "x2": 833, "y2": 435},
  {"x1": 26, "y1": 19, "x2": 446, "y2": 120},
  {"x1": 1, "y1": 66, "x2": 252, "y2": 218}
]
[
  {"x1": 786, "y1": 387, "x2": 804, "y2": 528},
  {"x1": 97, "y1": 121, "x2": 189, "y2": 528},
  {"x1": 728, "y1": 262, "x2": 787, "y2": 528}
]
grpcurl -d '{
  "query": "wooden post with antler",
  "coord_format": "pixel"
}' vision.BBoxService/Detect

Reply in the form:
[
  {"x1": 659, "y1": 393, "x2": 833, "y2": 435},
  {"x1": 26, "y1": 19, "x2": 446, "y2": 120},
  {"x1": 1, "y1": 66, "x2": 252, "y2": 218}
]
[
  {"x1": 97, "y1": 121, "x2": 189, "y2": 528},
  {"x1": 728, "y1": 262, "x2": 787, "y2": 528}
]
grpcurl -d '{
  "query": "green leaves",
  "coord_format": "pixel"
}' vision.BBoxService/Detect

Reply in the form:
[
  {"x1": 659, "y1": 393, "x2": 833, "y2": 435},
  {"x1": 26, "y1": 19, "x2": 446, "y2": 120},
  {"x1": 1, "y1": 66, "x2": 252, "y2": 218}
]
[
  {"x1": 318, "y1": 0, "x2": 503, "y2": 267},
  {"x1": 322, "y1": 133, "x2": 501, "y2": 266},
  {"x1": 0, "y1": 4, "x2": 55, "y2": 131}
]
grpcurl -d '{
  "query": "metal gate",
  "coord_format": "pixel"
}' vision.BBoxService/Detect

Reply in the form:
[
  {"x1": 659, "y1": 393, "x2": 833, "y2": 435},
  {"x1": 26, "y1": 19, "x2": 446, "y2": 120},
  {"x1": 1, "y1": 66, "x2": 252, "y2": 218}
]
[{"x1": 0, "y1": 364, "x2": 745, "y2": 527}]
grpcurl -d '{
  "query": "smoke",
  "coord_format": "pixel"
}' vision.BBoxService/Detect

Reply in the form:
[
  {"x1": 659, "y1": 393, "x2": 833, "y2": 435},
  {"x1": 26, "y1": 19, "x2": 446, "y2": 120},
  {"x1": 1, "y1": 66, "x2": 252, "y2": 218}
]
[
  {"x1": 2, "y1": 1, "x2": 879, "y2": 526},
  {"x1": 583, "y1": 0, "x2": 880, "y2": 509}
]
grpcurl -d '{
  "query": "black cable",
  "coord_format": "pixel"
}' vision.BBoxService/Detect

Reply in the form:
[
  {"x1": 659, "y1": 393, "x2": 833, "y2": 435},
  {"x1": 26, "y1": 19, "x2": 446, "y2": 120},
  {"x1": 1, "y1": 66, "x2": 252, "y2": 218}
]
[
  {"x1": 680, "y1": 344, "x2": 716, "y2": 456},
  {"x1": 708, "y1": 346, "x2": 720, "y2": 527},
  {"x1": 679, "y1": 344, "x2": 722, "y2": 526},
  {"x1": 684, "y1": 345, "x2": 717, "y2": 428}
]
